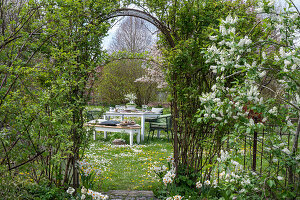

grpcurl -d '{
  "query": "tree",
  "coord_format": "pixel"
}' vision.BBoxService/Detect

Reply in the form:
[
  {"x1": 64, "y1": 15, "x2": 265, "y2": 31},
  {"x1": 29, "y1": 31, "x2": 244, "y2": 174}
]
[
  {"x1": 0, "y1": 0, "x2": 120, "y2": 191},
  {"x1": 109, "y1": 16, "x2": 153, "y2": 53},
  {"x1": 94, "y1": 16, "x2": 158, "y2": 106}
]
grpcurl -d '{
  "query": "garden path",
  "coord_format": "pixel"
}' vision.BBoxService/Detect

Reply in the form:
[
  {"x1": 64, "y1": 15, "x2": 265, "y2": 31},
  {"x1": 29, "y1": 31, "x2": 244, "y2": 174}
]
[{"x1": 104, "y1": 190, "x2": 159, "y2": 200}]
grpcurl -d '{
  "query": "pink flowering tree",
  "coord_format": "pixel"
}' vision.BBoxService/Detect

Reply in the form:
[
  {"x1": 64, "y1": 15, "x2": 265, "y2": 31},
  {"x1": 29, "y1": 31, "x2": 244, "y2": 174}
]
[{"x1": 135, "y1": 45, "x2": 168, "y2": 89}]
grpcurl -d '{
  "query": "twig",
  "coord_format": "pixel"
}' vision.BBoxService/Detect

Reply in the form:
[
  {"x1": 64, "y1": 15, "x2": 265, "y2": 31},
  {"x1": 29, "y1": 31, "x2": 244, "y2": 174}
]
[{"x1": 258, "y1": 84, "x2": 300, "y2": 111}]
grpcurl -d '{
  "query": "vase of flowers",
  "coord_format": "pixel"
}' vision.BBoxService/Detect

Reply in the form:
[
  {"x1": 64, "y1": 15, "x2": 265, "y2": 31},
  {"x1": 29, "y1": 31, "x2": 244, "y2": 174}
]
[{"x1": 124, "y1": 93, "x2": 137, "y2": 110}]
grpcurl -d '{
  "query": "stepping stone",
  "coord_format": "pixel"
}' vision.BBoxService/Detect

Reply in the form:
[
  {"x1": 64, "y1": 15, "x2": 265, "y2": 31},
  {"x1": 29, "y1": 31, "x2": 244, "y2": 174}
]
[{"x1": 105, "y1": 190, "x2": 159, "y2": 200}]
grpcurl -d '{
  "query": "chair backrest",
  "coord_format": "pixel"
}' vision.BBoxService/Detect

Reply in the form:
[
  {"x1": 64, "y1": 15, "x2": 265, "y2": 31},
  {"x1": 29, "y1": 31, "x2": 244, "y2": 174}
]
[
  {"x1": 157, "y1": 114, "x2": 171, "y2": 124},
  {"x1": 87, "y1": 110, "x2": 104, "y2": 121},
  {"x1": 166, "y1": 114, "x2": 172, "y2": 128},
  {"x1": 151, "y1": 107, "x2": 164, "y2": 114}
]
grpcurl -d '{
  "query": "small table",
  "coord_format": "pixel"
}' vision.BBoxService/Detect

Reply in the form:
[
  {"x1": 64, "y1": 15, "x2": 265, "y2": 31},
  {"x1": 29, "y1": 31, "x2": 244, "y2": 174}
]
[
  {"x1": 104, "y1": 111, "x2": 161, "y2": 142},
  {"x1": 84, "y1": 123, "x2": 141, "y2": 146}
]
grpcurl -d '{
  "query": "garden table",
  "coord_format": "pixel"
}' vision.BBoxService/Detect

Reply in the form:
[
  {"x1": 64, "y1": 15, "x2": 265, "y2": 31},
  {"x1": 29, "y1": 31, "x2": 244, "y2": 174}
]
[
  {"x1": 104, "y1": 111, "x2": 162, "y2": 142},
  {"x1": 84, "y1": 123, "x2": 141, "y2": 146}
]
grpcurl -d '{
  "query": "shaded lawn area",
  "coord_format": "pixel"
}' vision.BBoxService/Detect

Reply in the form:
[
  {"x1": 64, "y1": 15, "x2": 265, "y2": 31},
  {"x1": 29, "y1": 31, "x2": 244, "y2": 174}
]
[{"x1": 84, "y1": 131, "x2": 173, "y2": 192}]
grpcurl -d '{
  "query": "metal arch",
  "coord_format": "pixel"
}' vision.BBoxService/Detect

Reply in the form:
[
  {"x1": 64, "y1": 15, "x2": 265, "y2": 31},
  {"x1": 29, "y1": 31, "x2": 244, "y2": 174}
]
[{"x1": 104, "y1": 8, "x2": 175, "y2": 48}]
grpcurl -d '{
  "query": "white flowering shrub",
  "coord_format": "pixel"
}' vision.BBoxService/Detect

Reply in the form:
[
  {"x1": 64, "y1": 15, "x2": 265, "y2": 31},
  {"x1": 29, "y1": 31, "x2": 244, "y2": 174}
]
[{"x1": 195, "y1": 0, "x2": 300, "y2": 199}]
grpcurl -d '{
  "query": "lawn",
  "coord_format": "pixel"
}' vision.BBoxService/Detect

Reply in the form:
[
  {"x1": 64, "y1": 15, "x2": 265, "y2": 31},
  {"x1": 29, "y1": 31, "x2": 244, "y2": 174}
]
[{"x1": 83, "y1": 131, "x2": 173, "y2": 192}]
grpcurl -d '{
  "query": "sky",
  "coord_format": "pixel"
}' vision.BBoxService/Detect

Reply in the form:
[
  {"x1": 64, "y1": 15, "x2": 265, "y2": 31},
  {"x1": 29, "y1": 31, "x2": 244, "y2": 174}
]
[{"x1": 101, "y1": 0, "x2": 300, "y2": 50}]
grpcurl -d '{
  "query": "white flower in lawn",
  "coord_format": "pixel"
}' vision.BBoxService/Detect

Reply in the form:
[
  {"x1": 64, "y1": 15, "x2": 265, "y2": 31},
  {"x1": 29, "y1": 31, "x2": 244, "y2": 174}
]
[
  {"x1": 211, "y1": 114, "x2": 216, "y2": 118},
  {"x1": 81, "y1": 186, "x2": 87, "y2": 194},
  {"x1": 173, "y1": 195, "x2": 184, "y2": 200},
  {"x1": 95, "y1": 169, "x2": 102, "y2": 176},
  {"x1": 81, "y1": 194, "x2": 86, "y2": 200},
  {"x1": 277, "y1": 176, "x2": 284, "y2": 180},
  {"x1": 86, "y1": 189, "x2": 108, "y2": 199},
  {"x1": 196, "y1": 181, "x2": 202, "y2": 188},
  {"x1": 225, "y1": 173, "x2": 230, "y2": 179},
  {"x1": 167, "y1": 155, "x2": 174, "y2": 163},
  {"x1": 217, "y1": 150, "x2": 230, "y2": 162},
  {"x1": 272, "y1": 158, "x2": 278, "y2": 162},
  {"x1": 152, "y1": 165, "x2": 168, "y2": 174},
  {"x1": 213, "y1": 179, "x2": 218, "y2": 188},
  {"x1": 220, "y1": 171, "x2": 225, "y2": 178},
  {"x1": 204, "y1": 113, "x2": 208, "y2": 117},
  {"x1": 66, "y1": 187, "x2": 75, "y2": 195},
  {"x1": 163, "y1": 172, "x2": 174, "y2": 186},
  {"x1": 204, "y1": 180, "x2": 210, "y2": 185},
  {"x1": 282, "y1": 148, "x2": 291, "y2": 155}
]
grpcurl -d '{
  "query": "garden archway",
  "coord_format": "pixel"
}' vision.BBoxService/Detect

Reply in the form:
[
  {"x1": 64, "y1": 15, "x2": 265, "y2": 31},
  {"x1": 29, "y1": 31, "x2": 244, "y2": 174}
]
[{"x1": 102, "y1": 8, "x2": 175, "y2": 48}]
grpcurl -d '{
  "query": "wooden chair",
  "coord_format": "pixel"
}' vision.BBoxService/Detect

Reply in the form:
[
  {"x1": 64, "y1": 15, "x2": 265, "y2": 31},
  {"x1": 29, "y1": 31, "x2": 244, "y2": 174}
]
[
  {"x1": 145, "y1": 108, "x2": 163, "y2": 123},
  {"x1": 147, "y1": 114, "x2": 172, "y2": 141},
  {"x1": 86, "y1": 110, "x2": 104, "y2": 121}
]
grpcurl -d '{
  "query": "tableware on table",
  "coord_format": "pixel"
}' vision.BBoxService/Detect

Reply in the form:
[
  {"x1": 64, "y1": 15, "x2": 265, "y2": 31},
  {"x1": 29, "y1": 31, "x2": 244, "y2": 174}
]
[
  {"x1": 119, "y1": 105, "x2": 126, "y2": 112},
  {"x1": 142, "y1": 105, "x2": 148, "y2": 112}
]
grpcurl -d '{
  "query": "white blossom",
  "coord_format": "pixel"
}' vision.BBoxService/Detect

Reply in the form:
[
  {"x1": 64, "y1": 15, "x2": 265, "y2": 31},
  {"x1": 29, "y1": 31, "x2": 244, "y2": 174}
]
[
  {"x1": 204, "y1": 180, "x2": 210, "y2": 185},
  {"x1": 196, "y1": 181, "x2": 202, "y2": 188},
  {"x1": 277, "y1": 176, "x2": 284, "y2": 180},
  {"x1": 66, "y1": 187, "x2": 75, "y2": 195},
  {"x1": 282, "y1": 148, "x2": 291, "y2": 155}
]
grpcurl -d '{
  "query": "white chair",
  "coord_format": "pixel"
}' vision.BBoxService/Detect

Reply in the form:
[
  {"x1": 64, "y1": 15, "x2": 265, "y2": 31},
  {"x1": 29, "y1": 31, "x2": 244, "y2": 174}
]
[{"x1": 145, "y1": 108, "x2": 163, "y2": 123}]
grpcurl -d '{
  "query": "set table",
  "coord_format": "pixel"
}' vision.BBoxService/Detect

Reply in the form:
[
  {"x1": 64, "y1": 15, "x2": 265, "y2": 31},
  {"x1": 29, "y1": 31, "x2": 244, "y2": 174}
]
[{"x1": 104, "y1": 111, "x2": 161, "y2": 142}]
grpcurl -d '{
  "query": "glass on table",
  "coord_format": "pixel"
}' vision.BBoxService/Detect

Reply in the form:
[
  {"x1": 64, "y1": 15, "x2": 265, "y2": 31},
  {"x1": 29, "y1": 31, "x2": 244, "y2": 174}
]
[
  {"x1": 142, "y1": 105, "x2": 148, "y2": 112},
  {"x1": 115, "y1": 105, "x2": 120, "y2": 112},
  {"x1": 120, "y1": 105, "x2": 126, "y2": 111}
]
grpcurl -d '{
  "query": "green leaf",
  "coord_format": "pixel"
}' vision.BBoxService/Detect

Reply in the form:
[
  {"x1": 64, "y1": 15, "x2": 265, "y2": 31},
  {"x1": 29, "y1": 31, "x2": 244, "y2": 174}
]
[{"x1": 267, "y1": 180, "x2": 275, "y2": 188}]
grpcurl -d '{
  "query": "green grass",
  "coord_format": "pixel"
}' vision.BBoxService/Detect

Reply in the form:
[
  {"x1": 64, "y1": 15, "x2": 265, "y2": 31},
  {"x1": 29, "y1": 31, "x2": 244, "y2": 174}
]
[{"x1": 84, "y1": 131, "x2": 173, "y2": 192}]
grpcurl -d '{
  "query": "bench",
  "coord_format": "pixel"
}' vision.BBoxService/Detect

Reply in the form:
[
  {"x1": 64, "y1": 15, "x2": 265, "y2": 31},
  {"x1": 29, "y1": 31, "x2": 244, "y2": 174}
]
[{"x1": 84, "y1": 123, "x2": 141, "y2": 146}]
